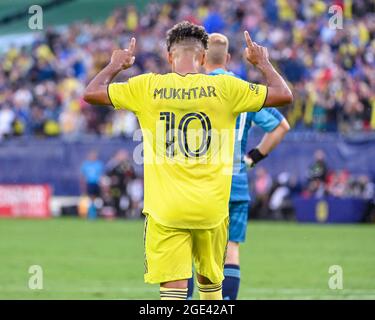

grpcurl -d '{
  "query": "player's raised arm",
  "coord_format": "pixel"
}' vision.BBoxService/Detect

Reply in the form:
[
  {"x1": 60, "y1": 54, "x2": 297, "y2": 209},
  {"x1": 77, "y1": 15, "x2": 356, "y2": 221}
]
[
  {"x1": 244, "y1": 31, "x2": 293, "y2": 107},
  {"x1": 83, "y1": 37, "x2": 136, "y2": 105}
]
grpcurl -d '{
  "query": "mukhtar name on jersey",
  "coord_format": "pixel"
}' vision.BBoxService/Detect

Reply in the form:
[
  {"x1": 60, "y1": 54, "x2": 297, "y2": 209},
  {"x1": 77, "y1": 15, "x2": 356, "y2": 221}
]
[{"x1": 153, "y1": 86, "x2": 217, "y2": 100}]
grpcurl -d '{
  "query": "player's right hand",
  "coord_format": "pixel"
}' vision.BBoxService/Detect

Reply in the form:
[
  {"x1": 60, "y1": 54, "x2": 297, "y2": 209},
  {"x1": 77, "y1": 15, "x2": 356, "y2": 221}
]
[
  {"x1": 244, "y1": 31, "x2": 269, "y2": 67},
  {"x1": 110, "y1": 37, "x2": 136, "y2": 70}
]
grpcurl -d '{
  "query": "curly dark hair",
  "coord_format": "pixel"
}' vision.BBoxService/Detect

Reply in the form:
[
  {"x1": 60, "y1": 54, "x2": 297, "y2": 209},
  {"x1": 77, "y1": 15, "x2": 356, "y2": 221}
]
[{"x1": 166, "y1": 21, "x2": 209, "y2": 52}]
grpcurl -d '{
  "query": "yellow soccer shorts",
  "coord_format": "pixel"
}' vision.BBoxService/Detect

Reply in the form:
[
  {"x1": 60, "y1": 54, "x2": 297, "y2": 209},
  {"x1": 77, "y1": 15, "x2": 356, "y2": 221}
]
[{"x1": 143, "y1": 214, "x2": 229, "y2": 284}]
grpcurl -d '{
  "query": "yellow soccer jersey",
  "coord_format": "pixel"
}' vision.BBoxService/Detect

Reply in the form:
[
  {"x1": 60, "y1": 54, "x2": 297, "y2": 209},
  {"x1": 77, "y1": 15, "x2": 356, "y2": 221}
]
[{"x1": 108, "y1": 73, "x2": 267, "y2": 229}]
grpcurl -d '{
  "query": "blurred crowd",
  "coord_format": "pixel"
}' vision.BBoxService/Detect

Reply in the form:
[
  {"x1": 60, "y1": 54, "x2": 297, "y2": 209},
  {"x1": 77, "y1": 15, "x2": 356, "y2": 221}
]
[
  {"x1": 302, "y1": 149, "x2": 374, "y2": 199},
  {"x1": 0, "y1": 0, "x2": 374, "y2": 141},
  {"x1": 250, "y1": 149, "x2": 375, "y2": 220},
  {"x1": 79, "y1": 150, "x2": 143, "y2": 219}
]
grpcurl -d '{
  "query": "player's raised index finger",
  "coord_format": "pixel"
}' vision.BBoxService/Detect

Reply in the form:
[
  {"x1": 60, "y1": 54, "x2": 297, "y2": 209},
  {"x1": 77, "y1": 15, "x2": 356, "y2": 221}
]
[
  {"x1": 244, "y1": 31, "x2": 253, "y2": 48},
  {"x1": 128, "y1": 37, "x2": 136, "y2": 54}
]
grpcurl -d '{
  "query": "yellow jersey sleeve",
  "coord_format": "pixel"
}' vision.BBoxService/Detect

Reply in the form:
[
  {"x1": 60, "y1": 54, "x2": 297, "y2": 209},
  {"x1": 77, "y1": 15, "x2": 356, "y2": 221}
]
[
  {"x1": 225, "y1": 76, "x2": 268, "y2": 114},
  {"x1": 108, "y1": 73, "x2": 151, "y2": 113}
]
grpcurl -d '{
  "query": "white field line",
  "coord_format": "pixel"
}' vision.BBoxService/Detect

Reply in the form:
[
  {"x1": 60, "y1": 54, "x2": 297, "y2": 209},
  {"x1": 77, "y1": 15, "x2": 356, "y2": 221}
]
[
  {"x1": 243, "y1": 288, "x2": 375, "y2": 294},
  {"x1": 1, "y1": 286, "x2": 375, "y2": 296}
]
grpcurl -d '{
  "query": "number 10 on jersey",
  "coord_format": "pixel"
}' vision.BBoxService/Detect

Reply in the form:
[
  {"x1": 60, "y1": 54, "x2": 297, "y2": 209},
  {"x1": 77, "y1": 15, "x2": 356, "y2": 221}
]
[{"x1": 159, "y1": 111, "x2": 212, "y2": 158}]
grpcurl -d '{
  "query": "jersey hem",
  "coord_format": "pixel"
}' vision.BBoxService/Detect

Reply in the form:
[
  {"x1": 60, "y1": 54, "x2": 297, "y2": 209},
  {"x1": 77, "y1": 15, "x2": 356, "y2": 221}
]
[
  {"x1": 229, "y1": 200, "x2": 250, "y2": 204},
  {"x1": 142, "y1": 209, "x2": 229, "y2": 230}
]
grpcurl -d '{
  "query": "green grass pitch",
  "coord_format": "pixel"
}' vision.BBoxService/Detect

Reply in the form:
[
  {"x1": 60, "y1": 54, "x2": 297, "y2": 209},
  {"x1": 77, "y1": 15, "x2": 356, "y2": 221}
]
[{"x1": 0, "y1": 218, "x2": 374, "y2": 299}]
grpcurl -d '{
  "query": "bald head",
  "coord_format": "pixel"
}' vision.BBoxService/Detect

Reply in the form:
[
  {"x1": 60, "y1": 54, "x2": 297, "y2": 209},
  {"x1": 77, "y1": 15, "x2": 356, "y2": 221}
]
[{"x1": 206, "y1": 33, "x2": 229, "y2": 67}]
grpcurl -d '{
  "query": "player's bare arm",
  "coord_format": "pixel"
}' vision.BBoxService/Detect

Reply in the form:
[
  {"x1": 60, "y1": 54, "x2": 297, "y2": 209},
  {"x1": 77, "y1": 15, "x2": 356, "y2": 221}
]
[
  {"x1": 244, "y1": 118, "x2": 290, "y2": 168},
  {"x1": 244, "y1": 31, "x2": 293, "y2": 106},
  {"x1": 257, "y1": 118, "x2": 290, "y2": 155},
  {"x1": 83, "y1": 37, "x2": 136, "y2": 105}
]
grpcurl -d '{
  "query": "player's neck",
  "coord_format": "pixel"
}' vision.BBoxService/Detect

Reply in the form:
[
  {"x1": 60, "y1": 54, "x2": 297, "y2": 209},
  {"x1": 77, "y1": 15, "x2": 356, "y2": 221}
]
[
  {"x1": 204, "y1": 64, "x2": 226, "y2": 74},
  {"x1": 172, "y1": 57, "x2": 201, "y2": 75}
]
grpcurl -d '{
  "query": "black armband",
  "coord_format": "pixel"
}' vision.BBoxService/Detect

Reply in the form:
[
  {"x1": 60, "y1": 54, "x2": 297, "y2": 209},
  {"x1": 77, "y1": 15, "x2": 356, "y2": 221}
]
[{"x1": 247, "y1": 148, "x2": 267, "y2": 164}]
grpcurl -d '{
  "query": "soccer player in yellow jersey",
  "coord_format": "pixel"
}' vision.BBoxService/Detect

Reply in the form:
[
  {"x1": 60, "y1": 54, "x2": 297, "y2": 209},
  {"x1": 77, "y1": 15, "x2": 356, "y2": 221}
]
[{"x1": 84, "y1": 21, "x2": 293, "y2": 300}]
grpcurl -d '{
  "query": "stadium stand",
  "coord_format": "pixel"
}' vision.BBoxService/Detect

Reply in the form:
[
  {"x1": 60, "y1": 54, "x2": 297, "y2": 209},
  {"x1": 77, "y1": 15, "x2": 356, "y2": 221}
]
[{"x1": 0, "y1": 0, "x2": 374, "y2": 140}]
